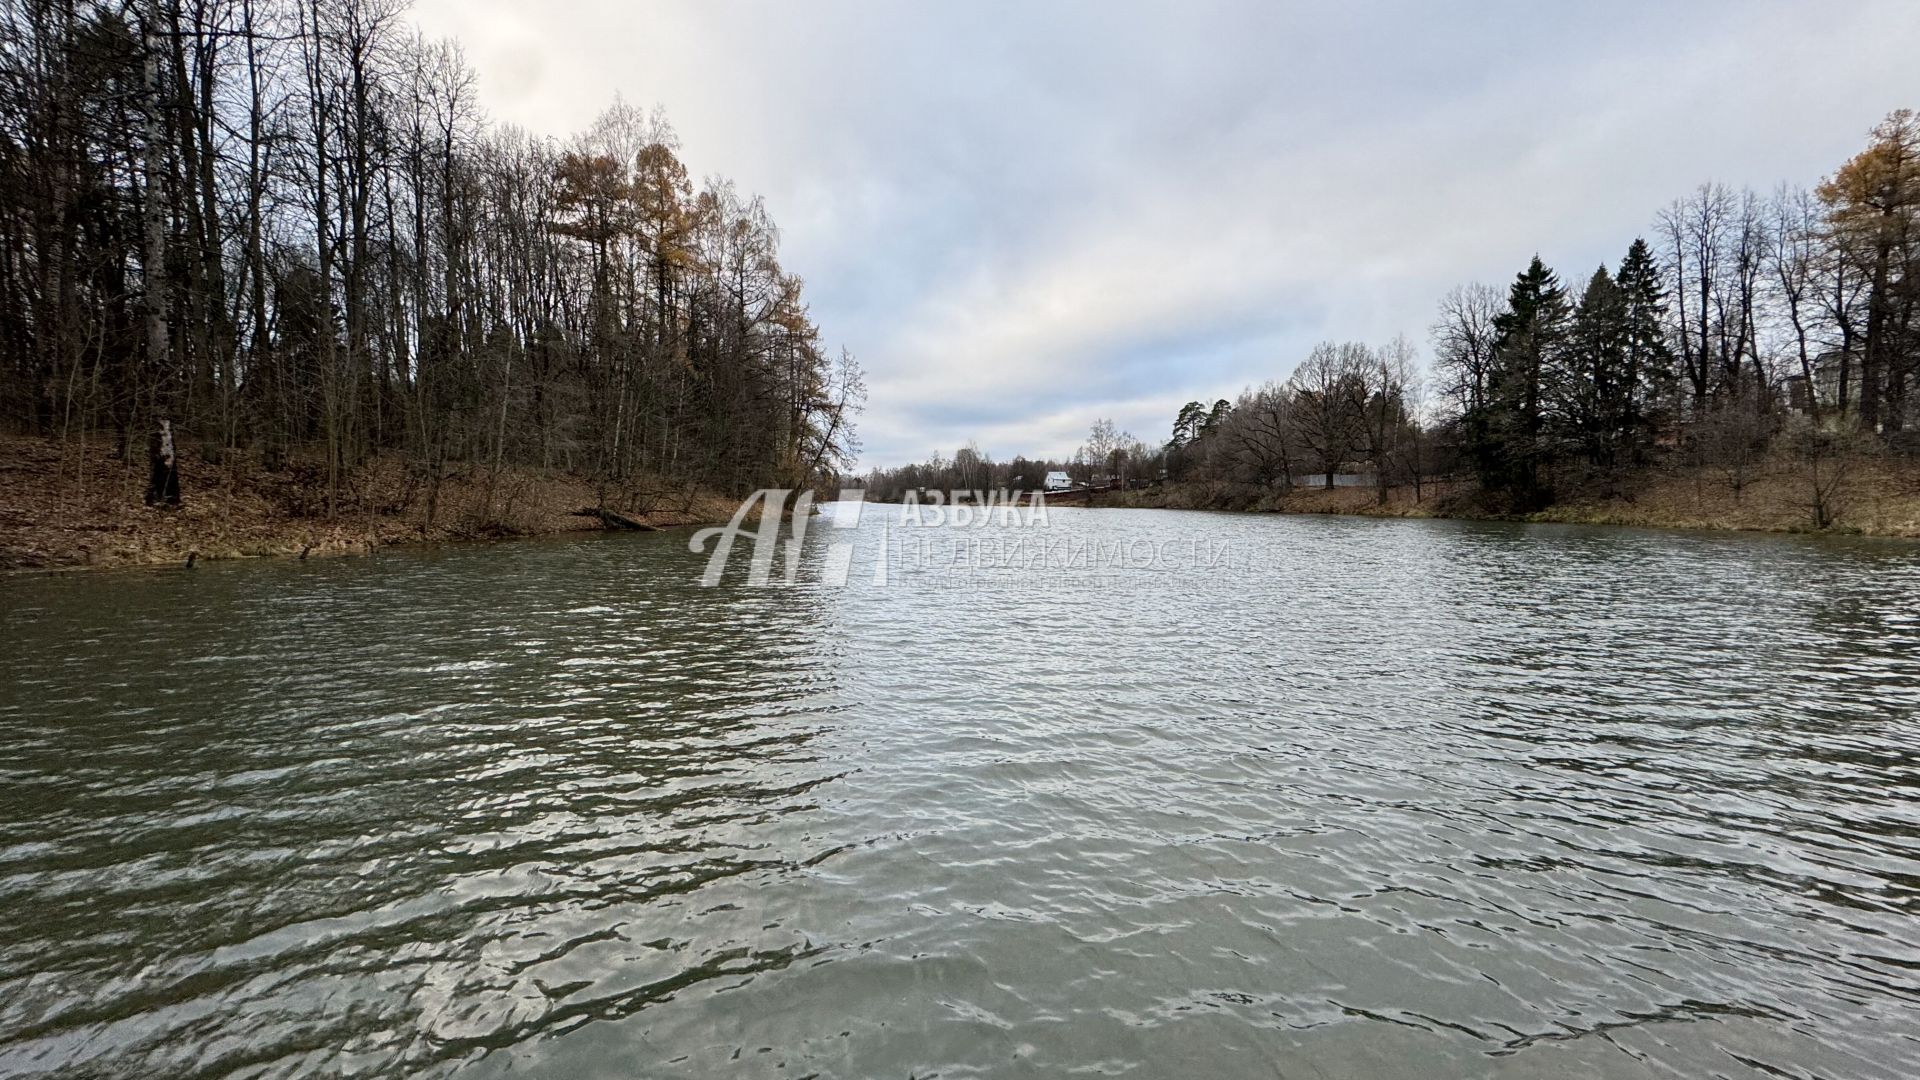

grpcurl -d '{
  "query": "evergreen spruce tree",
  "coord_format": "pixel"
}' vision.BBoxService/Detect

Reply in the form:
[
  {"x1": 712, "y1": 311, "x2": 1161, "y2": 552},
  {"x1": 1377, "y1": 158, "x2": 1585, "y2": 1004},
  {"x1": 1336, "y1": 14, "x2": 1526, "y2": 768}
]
[
  {"x1": 1486, "y1": 256, "x2": 1570, "y2": 505},
  {"x1": 1615, "y1": 238, "x2": 1674, "y2": 461},
  {"x1": 1564, "y1": 266, "x2": 1630, "y2": 471}
]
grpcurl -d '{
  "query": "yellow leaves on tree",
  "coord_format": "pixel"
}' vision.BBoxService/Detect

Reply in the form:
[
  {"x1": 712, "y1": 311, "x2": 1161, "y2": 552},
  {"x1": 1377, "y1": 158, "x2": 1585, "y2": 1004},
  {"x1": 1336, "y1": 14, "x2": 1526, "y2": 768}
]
[{"x1": 1818, "y1": 109, "x2": 1919, "y2": 247}]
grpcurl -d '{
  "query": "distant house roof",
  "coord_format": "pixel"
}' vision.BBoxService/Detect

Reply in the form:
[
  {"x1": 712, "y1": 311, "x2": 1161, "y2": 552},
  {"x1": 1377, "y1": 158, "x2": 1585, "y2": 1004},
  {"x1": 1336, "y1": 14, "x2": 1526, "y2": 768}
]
[{"x1": 1045, "y1": 471, "x2": 1069, "y2": 480}]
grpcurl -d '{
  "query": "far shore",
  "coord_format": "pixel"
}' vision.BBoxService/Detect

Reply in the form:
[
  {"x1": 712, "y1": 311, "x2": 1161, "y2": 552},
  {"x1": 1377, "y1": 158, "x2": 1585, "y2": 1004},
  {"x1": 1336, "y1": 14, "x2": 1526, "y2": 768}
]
[
  {"x1": 864, "y1": 457, "x2": 1920, "y2": 540},
  {"x1": 1087, "y1": 461, "x2": 1920, "y2": 539}
]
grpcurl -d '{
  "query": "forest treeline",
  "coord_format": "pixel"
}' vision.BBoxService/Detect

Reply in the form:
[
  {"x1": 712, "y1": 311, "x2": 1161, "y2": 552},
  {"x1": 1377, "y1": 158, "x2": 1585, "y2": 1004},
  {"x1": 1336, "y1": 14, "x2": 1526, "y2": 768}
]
[
  {"x1": 0, "y1": 0, "x2": 860, "y2": 517},
  {"x1": 867, "y1": 111, "x2": 1918, "y2": 529}
]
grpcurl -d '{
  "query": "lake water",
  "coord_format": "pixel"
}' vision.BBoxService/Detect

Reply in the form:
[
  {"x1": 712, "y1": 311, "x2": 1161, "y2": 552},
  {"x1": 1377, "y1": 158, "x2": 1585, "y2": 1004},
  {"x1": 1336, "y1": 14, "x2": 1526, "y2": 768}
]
[{"x1": 2, "y1": 506, "x2": 1918, "y2": 1078}]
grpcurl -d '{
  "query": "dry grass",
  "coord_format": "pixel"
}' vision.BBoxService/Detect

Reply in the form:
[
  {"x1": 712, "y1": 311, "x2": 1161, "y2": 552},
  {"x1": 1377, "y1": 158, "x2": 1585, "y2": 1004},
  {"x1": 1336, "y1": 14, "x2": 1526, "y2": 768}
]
[
  {"x1": 0, "y1": 435, "x2": 744, "y2": 571},
  {"x1": 1516, "y1": 456, "x2": 1920, "y2": 536},
  {"x1": 1106, "y1": 457, "x2": 1920, "y2": 538}
]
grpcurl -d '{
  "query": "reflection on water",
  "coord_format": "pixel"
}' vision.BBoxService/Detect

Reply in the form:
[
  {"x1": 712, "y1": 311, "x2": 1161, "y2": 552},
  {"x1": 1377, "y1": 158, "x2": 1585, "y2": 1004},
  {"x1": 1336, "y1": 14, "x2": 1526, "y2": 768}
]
[{"x1": 1, "y1": 512, "x2": 1917, "y2": 1078}]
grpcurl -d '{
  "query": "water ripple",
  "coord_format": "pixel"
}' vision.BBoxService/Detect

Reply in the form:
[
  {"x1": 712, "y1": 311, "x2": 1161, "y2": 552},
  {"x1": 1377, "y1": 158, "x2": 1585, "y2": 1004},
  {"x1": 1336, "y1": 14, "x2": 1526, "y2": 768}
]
[{"x1": 2, "y1": 516, "x2": 1918, "y2": 1078}]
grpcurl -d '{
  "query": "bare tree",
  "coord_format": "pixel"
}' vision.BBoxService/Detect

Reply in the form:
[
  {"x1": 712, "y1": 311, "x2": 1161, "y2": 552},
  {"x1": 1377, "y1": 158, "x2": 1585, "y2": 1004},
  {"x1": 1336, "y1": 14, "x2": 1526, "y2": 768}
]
[
  {"x1": 1695, "y1": 387, "x2": 1772, "y2": 502},
  {"x1": 1082, "y1": 418, "x2": 1119, "y2": 485},
  {"x1": 1355, "y1": 336, "x2": 1417, "y2": 504},
  {"x1": 1431, "y1": 283, "x2": 1503, "y2": 421},
  {"x1": 1221, "y1": 381, "x2": 1295, "y2": 488},
  {"x1": 1659, "y1": 183, "x2": 1732, "y2": 413},
  {"x1": 1768, "y1": 185, "x2": 1826, "y2": 422},
  {"x1": 0, "y1": 1, "x2": 861, "y2": 521},
  {"x1": 1289, "y1": 342, "x2": 1370, "y2": 489}
]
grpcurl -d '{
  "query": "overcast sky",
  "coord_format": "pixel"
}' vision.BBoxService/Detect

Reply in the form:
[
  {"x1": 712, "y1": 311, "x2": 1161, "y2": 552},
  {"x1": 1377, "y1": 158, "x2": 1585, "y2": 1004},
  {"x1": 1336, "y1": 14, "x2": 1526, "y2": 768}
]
[{"x1": 411, "y1": 0, "x2": 1918, "y2": 468}]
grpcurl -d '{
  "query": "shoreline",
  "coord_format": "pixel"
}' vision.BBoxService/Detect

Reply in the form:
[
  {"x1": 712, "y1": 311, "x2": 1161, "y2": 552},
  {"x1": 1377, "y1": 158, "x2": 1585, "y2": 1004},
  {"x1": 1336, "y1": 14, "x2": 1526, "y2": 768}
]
[
  {"x1": 1, "y1": 518, "x2": 718, "y2": 578},
  {"x1": 1089, "y1": 462, "x2": 1920, "y2": 540},
  {"x1": 0, "y1": 435, "x2": 739, "y2": 574},
  {"x1": 862, "y1": 457, "x2": 1920, "y2": 541},
  {"x1": 12, "y1": 439, "x2": 1919, "y2": 576}
]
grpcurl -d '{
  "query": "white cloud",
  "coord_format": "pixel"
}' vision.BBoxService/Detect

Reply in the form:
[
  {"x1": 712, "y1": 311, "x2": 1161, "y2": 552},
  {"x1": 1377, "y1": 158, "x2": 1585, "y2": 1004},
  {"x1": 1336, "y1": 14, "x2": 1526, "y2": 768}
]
[{"x1": 411, "y1": 0, "x2": 1920, "y2": 466}]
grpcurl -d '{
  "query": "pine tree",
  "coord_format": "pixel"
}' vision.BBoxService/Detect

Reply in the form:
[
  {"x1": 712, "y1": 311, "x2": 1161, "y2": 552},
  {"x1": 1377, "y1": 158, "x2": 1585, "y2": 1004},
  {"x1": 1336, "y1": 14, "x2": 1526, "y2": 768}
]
[
  {"x1": 1170, "y1": 401, "x2": 1206, "y2": 447},
  {"x1": 1202, "y1": 399, "x2": 1232, "y2": 437},
  {"x1": 1164, "y1": 401, "x2": 1207, "y2": 481}
]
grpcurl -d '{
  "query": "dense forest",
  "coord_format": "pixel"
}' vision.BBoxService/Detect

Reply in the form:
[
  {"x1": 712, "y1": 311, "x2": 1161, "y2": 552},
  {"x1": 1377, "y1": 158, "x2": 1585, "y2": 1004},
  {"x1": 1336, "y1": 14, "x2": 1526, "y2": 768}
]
[
  {"x1": 0, "y1": 0, "x2": 861, "y2": 519},
  {"x1": 868, "y1": 111, "x2": 1918, "y2": 529}
]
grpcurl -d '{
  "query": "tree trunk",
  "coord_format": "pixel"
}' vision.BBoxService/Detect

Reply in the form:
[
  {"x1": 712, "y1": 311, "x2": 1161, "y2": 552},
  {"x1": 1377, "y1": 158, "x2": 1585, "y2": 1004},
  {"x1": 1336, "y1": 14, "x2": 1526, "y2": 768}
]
[{"x1": 146, "y1": 418, "x2": 181, "y2": 507}]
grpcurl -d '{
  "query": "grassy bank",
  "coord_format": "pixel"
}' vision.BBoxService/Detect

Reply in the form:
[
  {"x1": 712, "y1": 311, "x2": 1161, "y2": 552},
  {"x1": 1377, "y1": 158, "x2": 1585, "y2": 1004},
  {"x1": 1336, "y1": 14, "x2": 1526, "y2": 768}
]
[
  {"x1": 1098, "y1": 456, "x2": 1920, "y2": 538},
  {"x1": 0, "y1": 435, "x2": 743, "y2": 571}
]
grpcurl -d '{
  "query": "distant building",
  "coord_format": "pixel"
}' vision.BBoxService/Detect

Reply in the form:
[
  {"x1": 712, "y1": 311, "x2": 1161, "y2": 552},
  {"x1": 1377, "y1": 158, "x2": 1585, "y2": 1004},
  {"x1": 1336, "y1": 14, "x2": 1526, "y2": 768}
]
[
  {"x1": 1784, "y1": 373, "x2": 1814, "y2": 414},
  {"x1": 1292, "y1": 472, "x2": 1374, "y2": 489},
  {"x1": 1044, "y1": 471, "x2": 1072, "y2": 492},
  {"x1": 1787, "y1": 351, "x2": 1865, "y2": 415}
]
